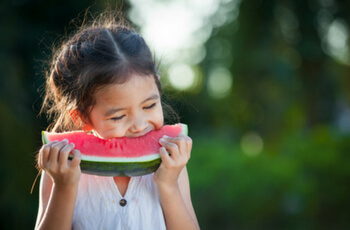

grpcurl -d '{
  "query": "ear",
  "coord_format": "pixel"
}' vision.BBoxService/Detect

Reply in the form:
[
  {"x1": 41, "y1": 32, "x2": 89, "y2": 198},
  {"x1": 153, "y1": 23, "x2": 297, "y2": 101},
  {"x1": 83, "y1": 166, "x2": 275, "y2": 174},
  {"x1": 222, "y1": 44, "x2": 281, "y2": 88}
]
[
  {"x1": 156, "y1": 74, "x2": 160, "y2": 80},
  {"x1": 69, "y1": 109, "x2": 93, "y2": 131}
]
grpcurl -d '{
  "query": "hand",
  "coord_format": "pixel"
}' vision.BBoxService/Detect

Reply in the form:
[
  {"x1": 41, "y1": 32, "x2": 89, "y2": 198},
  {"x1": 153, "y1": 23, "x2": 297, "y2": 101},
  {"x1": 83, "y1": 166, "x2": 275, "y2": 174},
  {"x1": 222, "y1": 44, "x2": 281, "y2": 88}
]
[
  {"x1": 154, "y1": 133, "x2": 192, "y2": 188},
  {"x1": 38, "y1": 139, "x2": 81, "y2": 188}
]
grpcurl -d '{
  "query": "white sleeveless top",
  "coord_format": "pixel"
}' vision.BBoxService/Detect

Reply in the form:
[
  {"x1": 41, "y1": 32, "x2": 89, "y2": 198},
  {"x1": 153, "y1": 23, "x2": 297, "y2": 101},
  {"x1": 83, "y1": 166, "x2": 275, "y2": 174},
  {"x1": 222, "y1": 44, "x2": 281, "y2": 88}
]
[{"x1": 72, "y1": 173, "x2": 166, "y2": 230}]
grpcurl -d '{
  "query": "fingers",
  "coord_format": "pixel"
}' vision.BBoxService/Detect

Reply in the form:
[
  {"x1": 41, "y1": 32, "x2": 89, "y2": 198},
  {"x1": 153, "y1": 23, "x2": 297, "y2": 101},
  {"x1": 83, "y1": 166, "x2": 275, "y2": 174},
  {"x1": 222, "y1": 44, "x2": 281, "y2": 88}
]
[
  {"x1": 39, "y1": 139, "x2": 76, "y2": 170},
  {"x1": 178, "y1": 133, "x2": 193, "y2": 154},
  {"x1": 158, "y1": 134, "x2": 192, "y2": 167},
  {"x1": 69, "y1": 149, "x2": 81, "y2": 168},
  {"x1": 39, "y1": 140, "x2": 59, "y2": 169},
  {"x1": 159, "y1": 137, "x2": 180, "y2": 161},
  {"x1": 58, "y1": 142, "x2": 75, "y2": 168},
  {"x1": 159, "y1": 146, "x2": 172, "y2": 165},
  {"x1": 160, "y1": 134, "x2": 192, "y2": 160},
  {"x1": 39, "y1": 139, "x2": 81, "y2": 187},
  {"x1": 155, "y1": 134, "x2": 193, "y2": 187},
  {"x1": 50, "y1": 140, "x2": 69, "y2": 164}
]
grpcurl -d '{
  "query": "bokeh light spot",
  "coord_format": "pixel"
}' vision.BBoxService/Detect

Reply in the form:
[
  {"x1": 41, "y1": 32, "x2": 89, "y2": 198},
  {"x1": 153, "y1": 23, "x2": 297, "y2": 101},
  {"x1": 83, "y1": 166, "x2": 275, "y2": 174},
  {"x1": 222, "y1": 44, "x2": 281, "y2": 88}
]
[
  {"x1": 167, "y1": 63, "x2": 195, "y2": 90},
  {"x1": 325, "y1": 19, "x2": 350, "y2": 65},
  {"x1": 207, "y1": 66, "x2": 233, "y2": 99},
  {"x1": 240, "y1": 132, "x2": 264, "y2": 156}
]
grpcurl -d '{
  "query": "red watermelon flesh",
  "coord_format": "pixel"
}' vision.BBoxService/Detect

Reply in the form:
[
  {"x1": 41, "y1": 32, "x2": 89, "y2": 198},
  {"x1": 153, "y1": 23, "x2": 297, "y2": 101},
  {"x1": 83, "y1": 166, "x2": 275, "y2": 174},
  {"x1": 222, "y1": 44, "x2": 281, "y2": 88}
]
[
  {"x1": 41, "y1": 123, "x2": 188, "y2": 176},
  {"x1": 42, "y1": 123, "x2": 187, "y2": 158}
]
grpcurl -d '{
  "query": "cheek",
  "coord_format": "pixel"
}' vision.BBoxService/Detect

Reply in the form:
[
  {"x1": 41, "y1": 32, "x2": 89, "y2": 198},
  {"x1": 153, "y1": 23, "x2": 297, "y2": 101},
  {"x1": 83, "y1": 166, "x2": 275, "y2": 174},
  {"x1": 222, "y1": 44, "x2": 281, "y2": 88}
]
[
  {"x1": 104, "y1": 123, "x2": 128, "y2": 138},
  {"x1": 90, "y1": 116, "x2": 126, "y2": 138},
  {"x1": 154, "y1": 106, "x2": 164, "y2": 129}
]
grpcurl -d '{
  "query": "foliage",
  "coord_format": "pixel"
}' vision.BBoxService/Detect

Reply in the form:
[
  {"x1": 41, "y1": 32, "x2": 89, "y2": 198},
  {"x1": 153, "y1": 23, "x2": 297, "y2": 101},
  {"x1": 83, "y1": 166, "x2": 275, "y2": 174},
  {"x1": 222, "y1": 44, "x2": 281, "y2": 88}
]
[{"x1": 189, "y1": 128, "x2": 350, "y2": 229}]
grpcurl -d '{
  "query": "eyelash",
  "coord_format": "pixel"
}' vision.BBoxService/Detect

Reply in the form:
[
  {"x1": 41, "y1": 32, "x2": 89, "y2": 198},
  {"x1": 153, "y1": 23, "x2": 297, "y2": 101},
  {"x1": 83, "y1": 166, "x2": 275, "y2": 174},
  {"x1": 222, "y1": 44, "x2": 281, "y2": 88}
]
[
  {"x1": 110, "y1": 115, "x2": 125, "y2": 121},
  {"x1": 110, "y1": 103, "x2": 156, "y2": 122},
  {"x1": 144, "y1": 103, "x2": 156, "y2": 110}
]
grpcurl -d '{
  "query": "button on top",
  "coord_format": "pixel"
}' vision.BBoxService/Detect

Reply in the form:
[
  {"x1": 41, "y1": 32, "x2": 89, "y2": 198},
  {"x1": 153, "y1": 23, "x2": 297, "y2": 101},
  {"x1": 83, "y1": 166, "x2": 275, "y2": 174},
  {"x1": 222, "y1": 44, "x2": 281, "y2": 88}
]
[{"x1": 119, "y1": 199, "x2": 127, "y2": 207}]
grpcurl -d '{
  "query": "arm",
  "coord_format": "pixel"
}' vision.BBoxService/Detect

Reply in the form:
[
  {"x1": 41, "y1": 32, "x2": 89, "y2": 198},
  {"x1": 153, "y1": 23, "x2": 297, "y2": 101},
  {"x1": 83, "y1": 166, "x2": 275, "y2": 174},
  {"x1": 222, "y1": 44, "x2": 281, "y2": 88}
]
[
  {"x1": 157, "y1": 167, "x2": 199, "y2": 230},
  {"x1": 155, "y1": 134, "x2": 200, "y2": 230},
  {"x1": 35, "y1": 140, "x2": 81, "y2": 230},
  {"x1": 35, "y1": 171, "x2": 53, "y2": 229}
]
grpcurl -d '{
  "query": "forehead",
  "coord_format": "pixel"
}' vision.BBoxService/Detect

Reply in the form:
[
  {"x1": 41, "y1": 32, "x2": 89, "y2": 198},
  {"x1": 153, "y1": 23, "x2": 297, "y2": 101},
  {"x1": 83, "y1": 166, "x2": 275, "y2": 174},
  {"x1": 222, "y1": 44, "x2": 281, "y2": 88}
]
[{"x1": 94, "y1": 74, "x2": 159, "y2": 105}]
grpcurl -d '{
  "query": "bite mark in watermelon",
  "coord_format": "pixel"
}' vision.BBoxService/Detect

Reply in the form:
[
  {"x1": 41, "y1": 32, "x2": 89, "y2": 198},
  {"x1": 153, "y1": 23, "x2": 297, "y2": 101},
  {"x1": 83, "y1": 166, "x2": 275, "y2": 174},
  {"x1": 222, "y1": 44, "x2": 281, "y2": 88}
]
[{"x1": 41, "y1": 123, "x2": 188, "y2": 177}]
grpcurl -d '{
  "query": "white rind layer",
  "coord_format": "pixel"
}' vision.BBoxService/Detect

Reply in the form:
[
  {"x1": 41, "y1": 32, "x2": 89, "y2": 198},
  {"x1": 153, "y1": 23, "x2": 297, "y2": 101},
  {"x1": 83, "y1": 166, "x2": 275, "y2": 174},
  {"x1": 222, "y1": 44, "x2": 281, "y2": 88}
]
[
  {"x1": 181, "y1": 123, "x2": 188, "y2": 135},
  {"x1": 75, "y1": 153, "x2": 161, "y2": 163}
]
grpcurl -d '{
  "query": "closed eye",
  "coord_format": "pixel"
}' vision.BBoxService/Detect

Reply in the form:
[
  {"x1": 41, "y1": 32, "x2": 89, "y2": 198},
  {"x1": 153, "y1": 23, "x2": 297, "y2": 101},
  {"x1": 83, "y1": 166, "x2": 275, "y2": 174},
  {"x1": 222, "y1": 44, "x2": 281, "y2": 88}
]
[
  {"x1": 110, "y1": 115, "x2": 125, "y2": 121},
  {"x1": 144, "y1": 103, "x2": 156, "y2": 110}
]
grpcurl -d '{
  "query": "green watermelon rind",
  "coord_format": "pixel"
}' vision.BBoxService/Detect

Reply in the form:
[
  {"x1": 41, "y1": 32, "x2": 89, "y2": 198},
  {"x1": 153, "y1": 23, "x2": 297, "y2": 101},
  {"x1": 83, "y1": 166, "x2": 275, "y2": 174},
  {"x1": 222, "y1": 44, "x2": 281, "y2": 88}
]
[
  {"x1": 41, "y1": 124, "x2": 187, "y2": 177},
  {"x1": 68, "y1": 155, "x2": 162, "y2": 177},
  {"x1": 42, "y1": 131, "x2": 49, "y2": 145}
]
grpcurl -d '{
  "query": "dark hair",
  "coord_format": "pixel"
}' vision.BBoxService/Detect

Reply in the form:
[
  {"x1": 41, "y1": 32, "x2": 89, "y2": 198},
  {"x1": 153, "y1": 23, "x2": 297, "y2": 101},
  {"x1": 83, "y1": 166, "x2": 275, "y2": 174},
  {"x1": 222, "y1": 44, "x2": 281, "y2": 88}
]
[{"x1": 41, "y1": 13, "x2": 167, "y2": 132}]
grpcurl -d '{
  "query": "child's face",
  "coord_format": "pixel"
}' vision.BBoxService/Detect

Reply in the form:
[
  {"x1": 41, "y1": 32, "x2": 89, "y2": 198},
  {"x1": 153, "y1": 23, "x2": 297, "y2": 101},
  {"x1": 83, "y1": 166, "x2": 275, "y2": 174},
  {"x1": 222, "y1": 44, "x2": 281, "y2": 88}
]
[{"x1": 87, "y1": 74, "x2": 164, "y2": 139}]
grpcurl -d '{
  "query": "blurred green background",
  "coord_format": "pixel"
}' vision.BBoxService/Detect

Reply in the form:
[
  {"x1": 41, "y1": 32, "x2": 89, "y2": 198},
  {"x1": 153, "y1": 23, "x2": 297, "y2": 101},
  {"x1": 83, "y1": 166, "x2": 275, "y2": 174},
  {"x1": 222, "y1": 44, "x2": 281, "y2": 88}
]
[{"x1": 1, "y1": 0, "x2": 350, "y2": 229}]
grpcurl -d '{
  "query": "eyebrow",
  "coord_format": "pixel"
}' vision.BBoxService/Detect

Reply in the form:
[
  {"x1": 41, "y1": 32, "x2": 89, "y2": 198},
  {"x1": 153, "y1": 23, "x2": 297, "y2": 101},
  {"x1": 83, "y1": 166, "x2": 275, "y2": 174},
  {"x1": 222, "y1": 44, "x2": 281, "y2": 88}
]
[
  {"x1": 141, "y1": 94, "x2": 159, "y2": 104},
  {"x1": 104, "y1": 107, "x2": 126, "y2": 117},
  {"x1": 104, "y1": 94, "x2": 160, "y2": 117}
]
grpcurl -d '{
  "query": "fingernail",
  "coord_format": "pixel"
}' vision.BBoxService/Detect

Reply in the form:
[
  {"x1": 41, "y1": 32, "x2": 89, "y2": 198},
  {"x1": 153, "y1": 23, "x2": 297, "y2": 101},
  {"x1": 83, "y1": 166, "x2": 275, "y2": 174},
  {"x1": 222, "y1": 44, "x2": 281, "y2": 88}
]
[
  {"x1": 159, "y1": 138, "x2": 165, "y2": 143},
  {"x1": 63, "y1": 139, "x2": 69, "y2": 143}
]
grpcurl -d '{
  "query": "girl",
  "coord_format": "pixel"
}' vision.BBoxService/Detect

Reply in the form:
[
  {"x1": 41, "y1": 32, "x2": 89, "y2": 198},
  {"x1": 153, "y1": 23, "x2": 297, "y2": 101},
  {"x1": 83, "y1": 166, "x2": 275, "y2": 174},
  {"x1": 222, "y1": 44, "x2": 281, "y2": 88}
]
[{"x1": 35, "y1": 12, "x2": 199, "y2": 230}]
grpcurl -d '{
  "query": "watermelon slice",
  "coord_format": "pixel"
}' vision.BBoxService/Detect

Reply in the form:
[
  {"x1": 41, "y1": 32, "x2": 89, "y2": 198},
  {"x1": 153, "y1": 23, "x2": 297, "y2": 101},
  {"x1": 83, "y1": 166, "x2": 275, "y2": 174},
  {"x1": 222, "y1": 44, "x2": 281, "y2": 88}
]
[{"x1": 41, "y1": 123, "x2": 188, "y2": 177}]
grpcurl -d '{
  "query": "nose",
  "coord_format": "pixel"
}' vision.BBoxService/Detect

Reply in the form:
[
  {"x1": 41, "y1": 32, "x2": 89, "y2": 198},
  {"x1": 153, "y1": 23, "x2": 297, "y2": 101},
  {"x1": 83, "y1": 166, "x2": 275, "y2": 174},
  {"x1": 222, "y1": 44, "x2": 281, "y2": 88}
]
[{"x1": 129, "y1": 113, "x2": 147, "y2": 134}]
